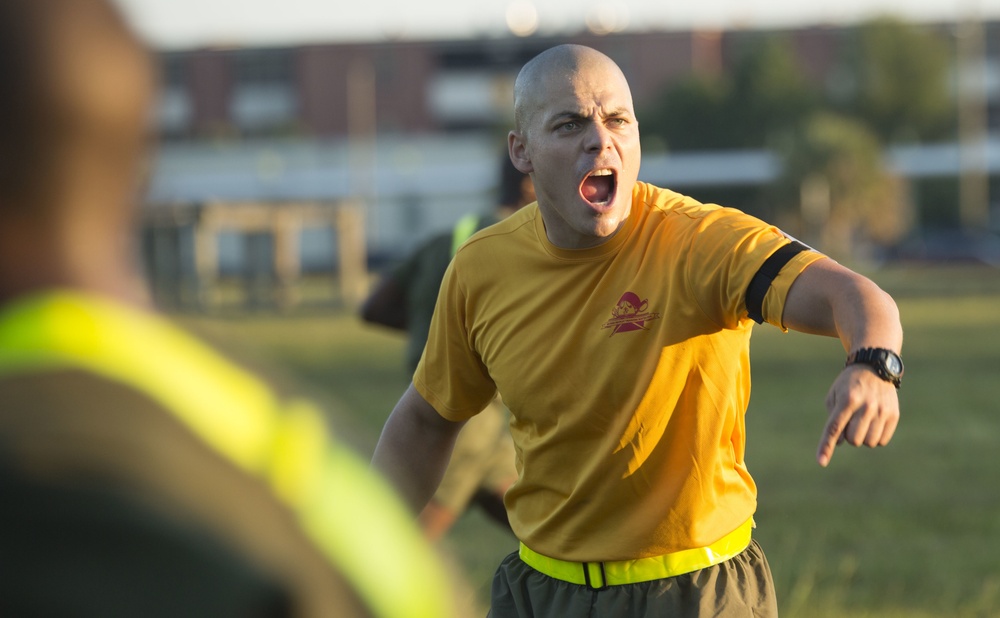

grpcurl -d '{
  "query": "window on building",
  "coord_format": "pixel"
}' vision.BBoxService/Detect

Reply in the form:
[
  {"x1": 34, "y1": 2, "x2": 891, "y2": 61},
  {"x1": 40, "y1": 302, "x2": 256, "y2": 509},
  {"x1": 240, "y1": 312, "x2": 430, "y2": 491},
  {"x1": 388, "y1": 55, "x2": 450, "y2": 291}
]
[
  {"x1": 230, "y1": 49, "x2": 298, "y2": 134},
  {"x1": 157, "y1": 54, "x2": 192, "y2": 138}
]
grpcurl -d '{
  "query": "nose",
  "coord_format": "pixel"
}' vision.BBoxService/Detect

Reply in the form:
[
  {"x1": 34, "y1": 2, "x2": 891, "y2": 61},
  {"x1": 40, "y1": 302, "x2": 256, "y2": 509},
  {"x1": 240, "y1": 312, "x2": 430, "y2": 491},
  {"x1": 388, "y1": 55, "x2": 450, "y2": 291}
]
[{"x1": 583, "y1": 123, "x2": 613, "y2": 153}]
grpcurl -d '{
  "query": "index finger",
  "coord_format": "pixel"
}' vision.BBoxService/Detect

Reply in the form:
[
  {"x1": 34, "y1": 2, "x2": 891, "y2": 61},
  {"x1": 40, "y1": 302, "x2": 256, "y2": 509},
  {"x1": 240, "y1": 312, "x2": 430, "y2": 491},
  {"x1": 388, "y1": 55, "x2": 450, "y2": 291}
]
[{"x1": 817, "y1": 403, "x2": 851, "y2": 468}]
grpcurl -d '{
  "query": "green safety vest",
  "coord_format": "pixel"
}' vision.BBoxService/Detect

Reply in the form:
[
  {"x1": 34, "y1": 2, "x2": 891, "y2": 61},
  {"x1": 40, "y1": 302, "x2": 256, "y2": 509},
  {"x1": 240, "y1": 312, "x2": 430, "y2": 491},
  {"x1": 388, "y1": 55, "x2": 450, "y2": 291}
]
[{"x1": 0, "y1": 291, "x2": 453, "y2": 618}]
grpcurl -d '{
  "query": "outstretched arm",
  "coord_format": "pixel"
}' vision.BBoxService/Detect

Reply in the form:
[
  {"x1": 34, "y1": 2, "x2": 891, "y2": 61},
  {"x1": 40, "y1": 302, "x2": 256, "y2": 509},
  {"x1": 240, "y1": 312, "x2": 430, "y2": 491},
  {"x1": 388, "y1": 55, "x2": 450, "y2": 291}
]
[
  {"x1": 372, "y1": 384, "x2": 466, "y2": 513},
  {"x1": 781, "y1": 258, "x2": 902, "y2": 468}
]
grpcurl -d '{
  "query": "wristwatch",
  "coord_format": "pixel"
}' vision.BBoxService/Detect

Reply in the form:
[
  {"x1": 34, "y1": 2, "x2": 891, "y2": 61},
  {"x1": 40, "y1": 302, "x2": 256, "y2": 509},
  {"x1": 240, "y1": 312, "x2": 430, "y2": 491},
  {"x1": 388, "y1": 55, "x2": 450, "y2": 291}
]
[{"x1": 846, "y1": 347, "x2": 904, "y2": 388}]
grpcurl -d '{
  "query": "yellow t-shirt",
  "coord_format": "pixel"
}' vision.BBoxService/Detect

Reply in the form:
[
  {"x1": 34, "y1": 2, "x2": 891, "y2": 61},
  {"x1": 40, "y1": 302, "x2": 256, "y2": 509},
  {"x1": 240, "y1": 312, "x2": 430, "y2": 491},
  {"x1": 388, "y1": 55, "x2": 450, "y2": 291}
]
[{"x1": 414, "y1": 182, "x2": 825, "y2": 562}]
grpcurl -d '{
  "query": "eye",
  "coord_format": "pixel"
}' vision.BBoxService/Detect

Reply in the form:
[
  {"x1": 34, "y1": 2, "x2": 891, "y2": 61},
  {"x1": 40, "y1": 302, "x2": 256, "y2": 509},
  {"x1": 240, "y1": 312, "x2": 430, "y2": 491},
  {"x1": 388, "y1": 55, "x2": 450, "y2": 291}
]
[
  {"x1": 558, "y1": 121, "x2": 579, "y2": 132},
  {"x1": 608, "y1": 117, "x2": 628, "y2": 128}
]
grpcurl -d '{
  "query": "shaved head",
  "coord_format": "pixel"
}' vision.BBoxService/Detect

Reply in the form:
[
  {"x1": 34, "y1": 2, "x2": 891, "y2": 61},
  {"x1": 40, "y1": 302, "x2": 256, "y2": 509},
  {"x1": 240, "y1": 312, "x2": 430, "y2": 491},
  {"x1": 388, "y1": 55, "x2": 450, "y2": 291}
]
[
  {"x1": 0, "y1": 0, "x2": 156, "y2": 304},
  {"x1": 0, "y1": 0, "x2": 153, "y2": 214},
  {"x1": 507, "y1": 44, "x2": 641, "y2": 249},
  {"x1": 513, "y1": 45, "x2": 633, "y2": 139}
]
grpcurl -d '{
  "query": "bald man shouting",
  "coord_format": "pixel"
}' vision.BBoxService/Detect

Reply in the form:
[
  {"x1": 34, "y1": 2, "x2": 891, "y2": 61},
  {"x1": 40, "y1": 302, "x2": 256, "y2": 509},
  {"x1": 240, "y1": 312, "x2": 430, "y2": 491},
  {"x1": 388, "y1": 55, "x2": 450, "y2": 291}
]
[{"x1": 373, "y1": 44, "x2": 903, "y2": 617}]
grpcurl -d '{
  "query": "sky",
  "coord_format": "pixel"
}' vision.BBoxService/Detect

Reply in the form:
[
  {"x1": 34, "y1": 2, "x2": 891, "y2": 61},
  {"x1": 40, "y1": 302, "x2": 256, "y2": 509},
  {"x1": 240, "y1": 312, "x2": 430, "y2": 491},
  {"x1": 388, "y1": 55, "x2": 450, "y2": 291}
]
[{"x1": 113, "y1": 0, "x2": 1000, "y2": 49}]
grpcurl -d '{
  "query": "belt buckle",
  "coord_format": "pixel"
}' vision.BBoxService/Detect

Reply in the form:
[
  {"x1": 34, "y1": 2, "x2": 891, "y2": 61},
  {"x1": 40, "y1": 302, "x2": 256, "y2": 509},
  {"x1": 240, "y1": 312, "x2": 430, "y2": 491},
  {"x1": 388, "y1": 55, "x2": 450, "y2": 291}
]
[{"x1": 582, "y1": 561, "x2": 609, "y2": 590}]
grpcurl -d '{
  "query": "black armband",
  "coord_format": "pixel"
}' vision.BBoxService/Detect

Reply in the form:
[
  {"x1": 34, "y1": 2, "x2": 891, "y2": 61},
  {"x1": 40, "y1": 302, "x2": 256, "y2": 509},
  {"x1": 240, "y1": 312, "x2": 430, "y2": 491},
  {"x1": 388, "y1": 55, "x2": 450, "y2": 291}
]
[{"x1": 744, "y1": 240, "x2": 809, "y2": 324}]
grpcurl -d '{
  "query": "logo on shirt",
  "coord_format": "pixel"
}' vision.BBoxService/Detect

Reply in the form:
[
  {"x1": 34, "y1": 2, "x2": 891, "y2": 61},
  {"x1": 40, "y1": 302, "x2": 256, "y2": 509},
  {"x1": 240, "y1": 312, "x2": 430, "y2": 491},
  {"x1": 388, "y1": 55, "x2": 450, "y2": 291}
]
[{"x1": 601, "y1": 291, "x2": 661, "y2": 336}]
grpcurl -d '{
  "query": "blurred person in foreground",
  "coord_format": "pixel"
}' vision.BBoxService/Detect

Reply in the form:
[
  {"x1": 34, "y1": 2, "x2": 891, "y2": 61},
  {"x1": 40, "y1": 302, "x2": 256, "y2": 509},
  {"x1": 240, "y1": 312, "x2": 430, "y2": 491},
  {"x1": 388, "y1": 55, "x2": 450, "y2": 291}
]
[
  {"x1": 0, "y1": 1, "x2": 453, "y2": 617},
  {"x1": 373, "y1": 44, "x2": 903, "y2": 616},
  {"x1": 361, "y1": 157, "x2": 534, "y2": 540}
]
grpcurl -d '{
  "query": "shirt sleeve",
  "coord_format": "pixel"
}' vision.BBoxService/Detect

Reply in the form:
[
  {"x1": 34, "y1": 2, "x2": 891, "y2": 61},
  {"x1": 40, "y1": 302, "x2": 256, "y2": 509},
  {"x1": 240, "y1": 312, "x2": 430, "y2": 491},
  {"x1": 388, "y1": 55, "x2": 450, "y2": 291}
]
[
  {"x1": 412, "y1": 259, "x2": 497, "y2": 422},
  {"x1": 761, "y1": 249, "x2": 827, "y2": 331},
  {"x1": 683, "y1": 206, "x2": 825, "y2": 330}
]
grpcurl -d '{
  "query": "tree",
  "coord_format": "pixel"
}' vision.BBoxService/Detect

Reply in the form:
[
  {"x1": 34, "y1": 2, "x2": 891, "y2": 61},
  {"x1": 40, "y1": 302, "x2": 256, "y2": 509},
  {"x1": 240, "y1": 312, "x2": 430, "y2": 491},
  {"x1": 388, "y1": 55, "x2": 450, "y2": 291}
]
[
  {"x1": 640, "y1": 75, "x2": 733, "y2": 151},
  {"x1": 768, "y1": 112, "x2": 912, "y2": 259},
  {"x1": 729, "y1": 36, "x2": 820, "y2": 148},
  {"x1": 833, "y1": 17, "x2": 954, "y2": 143},
  {"x1": 640, "y1": 35, "x2": 818, "y2": 151}
]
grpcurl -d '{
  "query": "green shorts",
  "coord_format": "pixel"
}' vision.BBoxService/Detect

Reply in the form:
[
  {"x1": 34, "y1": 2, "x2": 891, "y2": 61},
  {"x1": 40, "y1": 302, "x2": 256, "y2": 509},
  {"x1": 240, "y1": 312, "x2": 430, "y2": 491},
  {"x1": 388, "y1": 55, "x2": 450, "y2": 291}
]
[{"x1": 488, "y1": 539, "x2": 777, "y2": 617}]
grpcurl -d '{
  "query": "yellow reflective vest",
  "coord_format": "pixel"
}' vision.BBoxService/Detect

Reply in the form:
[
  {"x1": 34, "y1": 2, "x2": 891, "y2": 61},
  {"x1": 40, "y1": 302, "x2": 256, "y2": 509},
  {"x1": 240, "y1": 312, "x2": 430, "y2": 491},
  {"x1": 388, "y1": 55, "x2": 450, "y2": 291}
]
[{"x1": 0, "y1": 291, "x2": 454, "y2": 618}]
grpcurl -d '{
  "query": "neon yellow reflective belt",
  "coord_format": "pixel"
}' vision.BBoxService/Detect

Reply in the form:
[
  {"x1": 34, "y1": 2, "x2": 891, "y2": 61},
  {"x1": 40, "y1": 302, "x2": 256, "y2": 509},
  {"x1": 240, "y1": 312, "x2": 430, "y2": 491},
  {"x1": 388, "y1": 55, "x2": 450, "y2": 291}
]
[
  {"x1": 519, "y1": 518, "x2": 754, "y2": 589},
  {"x1": 0, "y1": 291, "x2": 453, "y2": 618}
]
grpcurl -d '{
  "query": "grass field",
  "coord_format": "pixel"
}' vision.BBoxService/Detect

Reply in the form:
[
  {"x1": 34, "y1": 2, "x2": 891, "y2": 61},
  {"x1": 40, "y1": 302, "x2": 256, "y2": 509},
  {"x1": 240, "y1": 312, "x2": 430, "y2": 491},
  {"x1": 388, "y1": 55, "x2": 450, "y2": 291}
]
[{"x1": 178, "y1": 264, "x2": 1000, "y2": 617}]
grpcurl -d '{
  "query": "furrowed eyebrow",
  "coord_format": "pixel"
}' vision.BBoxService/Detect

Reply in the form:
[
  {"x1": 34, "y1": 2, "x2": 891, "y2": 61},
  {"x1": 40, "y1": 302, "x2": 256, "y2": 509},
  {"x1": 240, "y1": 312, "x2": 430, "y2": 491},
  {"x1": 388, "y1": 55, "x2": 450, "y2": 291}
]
[
  {"x1": 604, "y1": 107, "x2": 632, "y2": 119},
  {"x1": 549, "y1": 111, "x2": 585, "y2": 124},
  {"x1": 550, "y1": 108, "x2": 632, "y2": 123}
]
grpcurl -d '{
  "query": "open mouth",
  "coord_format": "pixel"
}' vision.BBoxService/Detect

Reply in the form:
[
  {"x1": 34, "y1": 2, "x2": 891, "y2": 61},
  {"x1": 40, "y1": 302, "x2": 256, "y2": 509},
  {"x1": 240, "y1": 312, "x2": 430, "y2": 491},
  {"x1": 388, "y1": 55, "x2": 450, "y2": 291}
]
[{"x1": 581, "y1": 169, "x2": 616, "y2": 206}]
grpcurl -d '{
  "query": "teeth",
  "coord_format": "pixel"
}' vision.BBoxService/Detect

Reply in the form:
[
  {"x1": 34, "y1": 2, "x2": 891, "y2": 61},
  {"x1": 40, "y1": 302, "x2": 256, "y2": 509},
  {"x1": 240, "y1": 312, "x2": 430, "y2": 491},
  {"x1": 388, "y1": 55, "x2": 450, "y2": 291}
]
[{"x1": 591, "y1": 169, "x2": 613, "y2": 176}]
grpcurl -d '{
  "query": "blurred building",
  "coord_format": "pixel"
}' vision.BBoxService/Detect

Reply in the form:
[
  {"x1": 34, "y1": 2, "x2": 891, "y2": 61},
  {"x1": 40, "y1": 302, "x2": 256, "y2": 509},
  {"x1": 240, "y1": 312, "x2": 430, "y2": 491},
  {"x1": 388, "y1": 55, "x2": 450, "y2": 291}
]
[
  {"x1": 154, "y1": 31, "x2": 729, "y2": 140},
  {"x1": 142, "y1": 21, "x2": 1000, "y2": 310},
  {"x1": 151, "y1": 24, "x2": 1000, "y2": 141}
]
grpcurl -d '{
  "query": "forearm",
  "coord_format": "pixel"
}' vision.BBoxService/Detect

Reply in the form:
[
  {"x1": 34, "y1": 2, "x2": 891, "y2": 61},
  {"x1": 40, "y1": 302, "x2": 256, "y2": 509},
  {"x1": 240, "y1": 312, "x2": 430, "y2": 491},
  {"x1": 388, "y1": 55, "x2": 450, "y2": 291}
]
[
  {"x1": 825, "y1": 274, "x2": 902, "y2": 354},
  {"x1": 782, "y1": 259, "x2": 903, "y2": 466},
  {"x1": 372, "y1": 384, "x2": 464, "y2": 514},
  {"x1": 783, "y1": 259, "x2": 902, "y2": 353}
]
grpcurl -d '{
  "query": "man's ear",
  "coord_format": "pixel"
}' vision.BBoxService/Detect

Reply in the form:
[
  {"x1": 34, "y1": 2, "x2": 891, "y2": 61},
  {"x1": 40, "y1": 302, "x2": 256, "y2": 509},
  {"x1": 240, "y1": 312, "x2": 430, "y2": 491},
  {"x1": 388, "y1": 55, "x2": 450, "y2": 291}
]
[{"x1": 508, "y1": 131, "x2": 533, "y2": 174}]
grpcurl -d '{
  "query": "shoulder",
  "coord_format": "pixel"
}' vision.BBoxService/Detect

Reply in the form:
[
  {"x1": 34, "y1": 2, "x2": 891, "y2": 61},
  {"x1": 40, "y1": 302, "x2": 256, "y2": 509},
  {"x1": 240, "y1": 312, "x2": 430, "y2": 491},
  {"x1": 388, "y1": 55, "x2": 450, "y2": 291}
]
[
  {"x1": 454, "y1": 204, "x2": 537, "y2": 258},
  {"x1": 634, "y1": 182, "x2": 721, "y2": 221},
  {"x1": 635, "y1": 182, "x2": 775, "y2": 237},
  {"x1": 629, "y1": 183, "x2": 736, "y2": 250},
  {"x1": 0, "y1": 368, "x2": 376, "y2": 617}
]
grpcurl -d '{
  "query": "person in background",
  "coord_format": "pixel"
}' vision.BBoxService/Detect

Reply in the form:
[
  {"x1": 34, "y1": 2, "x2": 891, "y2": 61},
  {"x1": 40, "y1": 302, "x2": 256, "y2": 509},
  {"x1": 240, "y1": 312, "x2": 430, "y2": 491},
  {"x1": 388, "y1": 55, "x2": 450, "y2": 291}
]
[
  {"x1": 373, "y1": 44, "x2": 903, "y2": 616},
  {"x1": 361, "y1": 157, "x2": 534, "y2": 540},
  {"x1": 0, "y1": 1, "x2": 454, "y2": 616}
]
